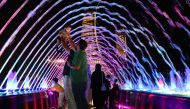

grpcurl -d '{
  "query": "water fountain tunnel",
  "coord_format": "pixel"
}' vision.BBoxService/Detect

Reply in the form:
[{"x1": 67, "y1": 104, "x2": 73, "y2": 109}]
[{"x1": 0, "y1": 0, "x2": 190, "y2": 109}]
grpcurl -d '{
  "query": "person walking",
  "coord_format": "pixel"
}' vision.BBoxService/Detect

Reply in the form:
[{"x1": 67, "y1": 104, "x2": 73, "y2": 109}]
[{"x1": 91, "y1": 64, "x2": 107, "y2": 109}]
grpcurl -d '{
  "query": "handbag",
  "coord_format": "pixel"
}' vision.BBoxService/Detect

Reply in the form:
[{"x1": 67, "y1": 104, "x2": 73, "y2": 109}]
[{"x1": 101, "y1": 72, "x2": 107, "y2": 91}]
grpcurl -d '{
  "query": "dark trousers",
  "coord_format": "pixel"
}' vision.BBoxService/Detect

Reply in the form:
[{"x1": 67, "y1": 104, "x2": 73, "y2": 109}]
[
  {"x1": 72, "y1": 82, "x2": 88, "y2": 109},
  {"x1": 92, "y1": 90, "x2": 104, "y2": 109}
]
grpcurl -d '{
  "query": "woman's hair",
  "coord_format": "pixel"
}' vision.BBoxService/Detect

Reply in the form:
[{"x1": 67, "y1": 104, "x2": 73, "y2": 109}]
[
  {"x1": 65, "y1": 24, "x2": 71, "y2": 28},
  {"x1": 95, "y1": 64, "x2": 101, "y2": 71},
  {"x1": 114, "y1": 79, "x2": 118, "y2": 83}
]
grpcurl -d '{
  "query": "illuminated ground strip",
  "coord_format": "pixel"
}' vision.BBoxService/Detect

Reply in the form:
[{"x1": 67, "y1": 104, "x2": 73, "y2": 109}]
[{"x1": 0, "y1": 0, "x2": 190, "y2": 94}]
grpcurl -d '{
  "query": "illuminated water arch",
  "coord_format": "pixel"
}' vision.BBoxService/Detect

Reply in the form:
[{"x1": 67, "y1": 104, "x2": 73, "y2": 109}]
[
  {"x1": 0, "y1": 0, "x2": 190, "y2": 93},
  {"x1": 0, "y1": 0, "x2": 138, "y2": 87}
]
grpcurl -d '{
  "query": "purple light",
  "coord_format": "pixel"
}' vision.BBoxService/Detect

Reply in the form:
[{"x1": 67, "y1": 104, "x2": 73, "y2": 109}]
[{"x1": 116, "y1": 104, "x2": 133, "y2": 109}]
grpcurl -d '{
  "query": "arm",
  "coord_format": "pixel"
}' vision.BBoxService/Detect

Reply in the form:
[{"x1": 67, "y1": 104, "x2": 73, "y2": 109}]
[
  {"x1": 60, "y1": 33, "x2": 70, "y2": 53},
  {"x1": 67, "y1": 33, "x2": 77, "y2": 51},
  {"x1": 67, "y1": 52, "x2": 84, "y2": 71},
  {"x1": 90, "y1": 74, "x2": 94, "y2": 89},
  {"x1": 67, "y1": 61, "x2": 80, "y2": 70}
]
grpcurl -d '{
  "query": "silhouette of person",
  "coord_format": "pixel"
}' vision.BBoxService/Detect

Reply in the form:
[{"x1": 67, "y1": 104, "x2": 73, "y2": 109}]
[
  {"x1": 110, "y1": 79, "x2": 119, "y2": 109},
  {"x1": 91, "y1": 64, "x2": 107, "y2": 109}
]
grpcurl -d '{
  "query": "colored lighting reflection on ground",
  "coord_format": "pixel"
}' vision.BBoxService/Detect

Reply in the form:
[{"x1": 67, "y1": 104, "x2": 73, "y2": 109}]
[
  {"x1": 116, "y1": 104, "x2": 134, "y2": 109},
  {"x1": 123, "y1": 89, "x2": 190, "y2": 98},
  {"x1": 0, "y1": 89, "x2": 46, "y2": 97},
  {"x1": 0, "y1": 90, "x2": 58, "y2": 109},
  {"x1": 117, "y1": 90, "x2": 190, "y2": 109}
]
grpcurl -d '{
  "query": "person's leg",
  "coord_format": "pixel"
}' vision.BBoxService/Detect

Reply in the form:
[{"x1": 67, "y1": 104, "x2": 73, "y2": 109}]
[
  {"x1": 92, "y1": 91, "x2": 103, "y2": 109},
  {"x1": 109, "y1": 91, "x2": 115, "y2": 109},
  {"x1": 85, "y1": 79, "x2": 91, "y2": 104},
  {"x1": 105, "y1": 92, "x2": 108, "y2": 108},
  {"x1": 72, "y1": 82, "x2": 88, "y2": 109},
  {"x1": 102, "y1": 91, "x2": 108, "y2": 109},
  {"x1": 58, "y1": 92, "x2": 64, "y2": 108},
  {"x1": 64, "y1": 76, "x2": 77, "y2": 109}
]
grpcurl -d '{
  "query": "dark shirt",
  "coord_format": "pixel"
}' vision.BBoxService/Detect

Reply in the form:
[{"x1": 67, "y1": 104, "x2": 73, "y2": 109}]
[
  {"x1": 91, "y1": 70, "x2": 106, "y2": 91},
  {"x1": 112, "y1": 83, "x2": 119, "y2": 91},
  {"x1": 110, "y1": 83, "x2": 119, "y2": 99},
  {"x1": 62, "y1": 50, "x2": 74, "y2": 76},
  {"x1": 105, "y1": 79, "x2": 111, "y2": 91}
]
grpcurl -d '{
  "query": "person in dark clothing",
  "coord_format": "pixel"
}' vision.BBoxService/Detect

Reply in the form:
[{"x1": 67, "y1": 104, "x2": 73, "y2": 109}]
[
  {"x1": 109, "y1": 79, "x2": 119, "y2": 109},
  {"x1": 91, "y1": 64, "x2": 107, "y2": 109},
  {"x1": 104, "y1": 75, "x2": 111, "y2": 108}
]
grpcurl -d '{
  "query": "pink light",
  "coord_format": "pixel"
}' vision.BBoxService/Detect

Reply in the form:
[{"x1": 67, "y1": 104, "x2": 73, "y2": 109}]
[
  {"x1": 0, "y1": 0, "x2": 29, "y2": 35},
  {"x1": 117, "y1": 104, "x2": 133, "y2": 109},
  {"x1": 150, "y1": 94, "x2": 155, "y2": 97},
  {"x1": 150, "y1": 1, "x2": 176, "y2": 28},
  {"x1": 0, "y1": 0, "x2": 7, "y2": 9},
  {"x1": 0, "y1": 17, "x2": 30, "y2": 65},
  {"x1": 0, "y1": 51, "x2": 2, "y2": 57},
  {"x1": 158, "y1": 79, "x2": 164, "y2": 89},
  {"x1": 174, "y1": 6, "x2": 190, "y2": 26}
]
